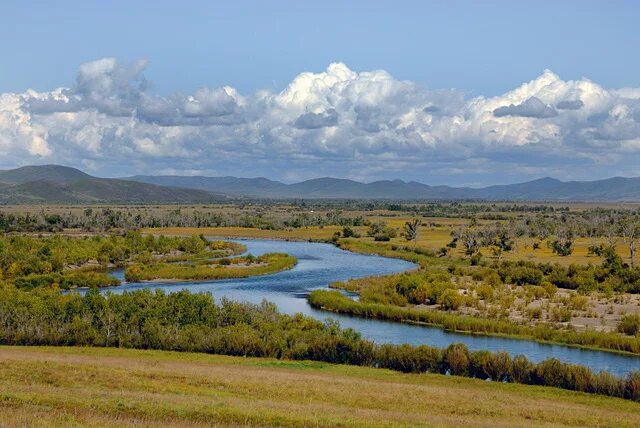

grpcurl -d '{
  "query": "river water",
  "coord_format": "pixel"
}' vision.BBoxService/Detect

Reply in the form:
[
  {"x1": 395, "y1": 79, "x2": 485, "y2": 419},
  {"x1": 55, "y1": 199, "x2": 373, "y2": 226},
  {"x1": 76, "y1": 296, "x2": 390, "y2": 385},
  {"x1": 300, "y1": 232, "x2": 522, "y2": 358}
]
[{"x1": 103, "y1": 238, "x2": 640, "y2": 376}]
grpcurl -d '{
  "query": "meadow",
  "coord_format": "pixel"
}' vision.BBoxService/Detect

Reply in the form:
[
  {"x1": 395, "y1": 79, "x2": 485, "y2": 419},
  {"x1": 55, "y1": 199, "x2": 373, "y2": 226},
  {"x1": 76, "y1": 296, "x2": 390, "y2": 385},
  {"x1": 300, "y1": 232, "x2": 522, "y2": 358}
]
[{"x1": 1, "y1": 346, "x2": 639, "y2": 427}]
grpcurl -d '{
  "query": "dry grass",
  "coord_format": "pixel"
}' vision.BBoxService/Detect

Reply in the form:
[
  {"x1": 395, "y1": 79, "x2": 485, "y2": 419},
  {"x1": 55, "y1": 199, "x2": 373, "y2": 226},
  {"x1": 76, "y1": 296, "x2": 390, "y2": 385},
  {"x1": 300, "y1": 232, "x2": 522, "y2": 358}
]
[
  {"x1": 141, "y1": 226, "x2": 346, "y2": 241},
  {"x1": 0, "y1": 346, "x2": 638, "y2": 427},
  {"x1": 143, "y1": 224, "x2": 634, "y2": 266}
]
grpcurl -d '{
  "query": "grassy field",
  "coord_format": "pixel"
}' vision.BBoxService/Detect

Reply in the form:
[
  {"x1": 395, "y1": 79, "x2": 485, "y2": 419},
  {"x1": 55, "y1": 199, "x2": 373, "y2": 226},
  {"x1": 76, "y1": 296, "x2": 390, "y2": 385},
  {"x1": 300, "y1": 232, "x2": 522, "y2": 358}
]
[
  {"x1": 141, "y1": 224, "x2": 632, "y2": 266},
  {"x1": 141, "y1": 226, "x2": 345, "y2": 241},
  {"x1": 0, "y1": 346, "x2": 638, "y2": 427}
]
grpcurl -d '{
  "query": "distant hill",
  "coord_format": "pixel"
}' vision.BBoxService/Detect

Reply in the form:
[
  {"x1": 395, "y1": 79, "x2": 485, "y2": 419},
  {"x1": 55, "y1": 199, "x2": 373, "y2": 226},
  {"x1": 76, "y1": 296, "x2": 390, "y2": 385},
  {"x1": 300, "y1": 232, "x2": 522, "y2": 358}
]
[
  {"x1": 128, "y1": 174, "x2": 640, "y2": 201},
  {"x1": 2, "y1": 165, "x2": 639, "y2": 203},
  {"x1": 0, "y1": 165, "x2": 221, "y2": 204},
  {"x1": 0, "y1": 165, "x2": 91, "y2": 183}
]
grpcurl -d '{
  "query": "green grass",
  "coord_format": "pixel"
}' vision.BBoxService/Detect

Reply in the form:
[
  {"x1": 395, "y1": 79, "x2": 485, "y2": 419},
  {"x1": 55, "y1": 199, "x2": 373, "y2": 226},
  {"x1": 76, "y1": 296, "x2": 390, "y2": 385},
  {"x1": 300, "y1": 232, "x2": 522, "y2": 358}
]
[
  {"x1": 0, "y1": 346, "x2": 638, "y2": 427},
  {"x1": 124, "y1": 253, "x2": 297, "y2": 282}
]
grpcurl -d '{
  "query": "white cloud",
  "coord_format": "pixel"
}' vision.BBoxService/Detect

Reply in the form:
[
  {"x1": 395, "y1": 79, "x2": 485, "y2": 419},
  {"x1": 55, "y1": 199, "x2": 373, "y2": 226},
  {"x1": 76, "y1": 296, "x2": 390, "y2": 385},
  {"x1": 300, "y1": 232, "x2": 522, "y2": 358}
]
[{"x1": 1, "y1": 58, "x2": 640, "y2": 183}]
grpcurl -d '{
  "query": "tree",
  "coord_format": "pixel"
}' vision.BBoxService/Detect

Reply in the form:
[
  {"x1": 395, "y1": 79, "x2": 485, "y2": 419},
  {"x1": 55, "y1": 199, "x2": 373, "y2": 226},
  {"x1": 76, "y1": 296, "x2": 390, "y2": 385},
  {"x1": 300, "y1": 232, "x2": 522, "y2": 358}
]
[
  {"x1": 342, "y1": 226, "x2": 356, "y2": 238},
  {"x1": 550, "y1": 226, "x2": 574, "y2": 257},
  {"x1": 403, "y1": 219, "x2": 420, "y2": 248},
  {"x1": 456, "y1": 227, "x2": 479, "y2": 256},
  {"x1": 620, "y1": 218, "x2": 639, "y2": 267}
]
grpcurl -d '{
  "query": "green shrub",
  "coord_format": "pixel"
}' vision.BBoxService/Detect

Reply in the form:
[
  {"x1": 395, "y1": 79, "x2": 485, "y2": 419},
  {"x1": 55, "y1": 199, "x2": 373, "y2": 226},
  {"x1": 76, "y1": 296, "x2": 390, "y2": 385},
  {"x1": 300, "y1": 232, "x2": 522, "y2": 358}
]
[
  {"x1": 438, "y1": 288, "x2": 464, "y2": 310},
  {"x1": 510, "y1": 355, "x2": 534, "y2": 384},
  {"x1": 618, "y1": 314, "x2": 640, "y2": 336},
  {"x1": 444, "y1": 343, "x2": 470, "y2": 376}
]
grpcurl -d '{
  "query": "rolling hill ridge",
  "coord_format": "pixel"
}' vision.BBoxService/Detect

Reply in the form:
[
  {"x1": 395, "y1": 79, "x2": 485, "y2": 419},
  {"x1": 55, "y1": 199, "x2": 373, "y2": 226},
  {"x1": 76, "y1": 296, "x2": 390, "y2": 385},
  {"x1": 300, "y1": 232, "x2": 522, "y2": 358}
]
[
  {"x1": 1, "y1": 164, "x2": 639, "y2": 202},
  {"x1": 128, "y1": 173, "x2": 640, "y2": 201},
  {"x1": 0, "y1": 165, "x2": 221, "y2": 204}
]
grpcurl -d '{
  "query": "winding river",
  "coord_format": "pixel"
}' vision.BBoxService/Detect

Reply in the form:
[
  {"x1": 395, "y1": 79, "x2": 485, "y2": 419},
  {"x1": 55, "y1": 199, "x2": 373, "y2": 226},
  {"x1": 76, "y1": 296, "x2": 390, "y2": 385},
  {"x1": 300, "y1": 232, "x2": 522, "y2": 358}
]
[{"x1": 105, "y1": 238, "x2": 640, "y2": 376}]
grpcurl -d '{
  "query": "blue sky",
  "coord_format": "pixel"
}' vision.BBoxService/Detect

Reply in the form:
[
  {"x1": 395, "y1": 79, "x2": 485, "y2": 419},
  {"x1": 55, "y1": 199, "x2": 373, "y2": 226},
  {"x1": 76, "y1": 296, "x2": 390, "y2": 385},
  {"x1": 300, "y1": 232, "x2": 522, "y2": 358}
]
[
  {"x1": 3, "y1": 1, "x2": 639, "y2": 95},
  {"x1": 1, "y1": 1, "x2": 640, "y2": 185}
]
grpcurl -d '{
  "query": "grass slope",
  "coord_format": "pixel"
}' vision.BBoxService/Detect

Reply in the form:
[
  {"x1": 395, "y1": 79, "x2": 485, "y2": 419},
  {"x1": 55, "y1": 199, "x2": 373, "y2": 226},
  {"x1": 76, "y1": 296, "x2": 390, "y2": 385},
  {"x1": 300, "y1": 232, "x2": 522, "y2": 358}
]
[
  {"x1": 0, "y1": 346, "x2": 638, "y2": 427},
  {"x1": 0, "y1": 165, "x2": 223, "y2": 204}
]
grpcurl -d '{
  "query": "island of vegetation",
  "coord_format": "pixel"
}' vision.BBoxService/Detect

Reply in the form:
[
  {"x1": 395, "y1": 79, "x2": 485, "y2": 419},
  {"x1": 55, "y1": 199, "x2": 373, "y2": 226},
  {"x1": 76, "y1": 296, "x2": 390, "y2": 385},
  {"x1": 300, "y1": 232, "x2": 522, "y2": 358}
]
[
  {"x1": 0, "y1": 231, "x2": 297, "y2": 289},
  {"x1": 124, "y1": 252, "x2": 297, "y2": 282}
]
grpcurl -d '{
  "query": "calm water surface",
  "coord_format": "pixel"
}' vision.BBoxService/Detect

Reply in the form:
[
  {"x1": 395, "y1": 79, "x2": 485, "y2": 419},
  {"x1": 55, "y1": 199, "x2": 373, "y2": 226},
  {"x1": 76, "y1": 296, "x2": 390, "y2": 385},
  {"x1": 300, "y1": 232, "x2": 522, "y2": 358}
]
[{"x1": 104, "y1": 239, "x2": 640, "y2": 376}]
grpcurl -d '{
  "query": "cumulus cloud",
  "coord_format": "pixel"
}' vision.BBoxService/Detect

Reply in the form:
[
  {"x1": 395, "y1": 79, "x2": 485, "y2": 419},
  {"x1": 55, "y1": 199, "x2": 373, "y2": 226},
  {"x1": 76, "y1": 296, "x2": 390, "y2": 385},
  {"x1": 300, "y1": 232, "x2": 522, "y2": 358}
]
[
  {"x1": 292, "y1": 109, "x2": 338, "y2": 129},
  {"x1": 493, "y1": 97, "x2": 558, "y2": 118},
  {"x1": 556, "y1": 99, "x2": 584, "y2": 110},
  {"x1": 1, "y1": 58, "x2": 640, "y2": 183}
]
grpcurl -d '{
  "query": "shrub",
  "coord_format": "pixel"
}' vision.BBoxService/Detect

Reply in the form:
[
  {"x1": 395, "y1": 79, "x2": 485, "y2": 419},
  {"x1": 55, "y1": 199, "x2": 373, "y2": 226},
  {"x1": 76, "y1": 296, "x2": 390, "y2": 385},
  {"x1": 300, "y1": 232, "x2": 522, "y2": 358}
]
[
  {"x1": 594, "y1": 371, "x2": 624, "y2": 397},
  {"x1": 550, "y1": 239, "x2": 574, "y2": 256},
  {"x1": 569, "y1": 295, "x2": 589, "y2": 311},
  {"x1": 618, "y1": 314, "x2": 640, "y2": 336},
  {"x1": 342, "y1": 226, "x2": 359, "y2": 238},
  {"x1": 525, "y1": 306, "x2": 542, "y2": 320},
  {"x1": 476, "y1": 283, "x2": 494, "y2": 301},
  {"x1": 471, "y1": 350, "x2": 511, "y2": 381},
  {"x1": 541, "y1": 281, "x2": 557, "y2": 298},
  {"x1": 510, "y1": 355, "x2": 534, "y2": 384},
  {"x1": 444, "y1": 343, "x2": 470, "y2": 376},
  {"x1": 625, "y1": 372, "x2": 640, "y2": 401},
  {"x1": 470, "y1": 253, "x2": 482, "y2": 266},
  {"x1": 438, "y1": 288, "x2": 464, "y2": 310},
  {"x1": 511, "y1": 267, "x2": 543, "y2": 286},
  {"x1": 550, "y1": 306, "x2": 572, "y2": 322}
]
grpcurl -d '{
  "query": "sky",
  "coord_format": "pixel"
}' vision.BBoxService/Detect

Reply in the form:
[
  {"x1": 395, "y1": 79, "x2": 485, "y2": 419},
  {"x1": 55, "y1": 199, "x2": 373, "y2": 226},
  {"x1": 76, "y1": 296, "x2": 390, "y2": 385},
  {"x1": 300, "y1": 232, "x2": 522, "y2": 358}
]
[{"x1": 1, "y1": 0, "x2": 640, "y2": 186}]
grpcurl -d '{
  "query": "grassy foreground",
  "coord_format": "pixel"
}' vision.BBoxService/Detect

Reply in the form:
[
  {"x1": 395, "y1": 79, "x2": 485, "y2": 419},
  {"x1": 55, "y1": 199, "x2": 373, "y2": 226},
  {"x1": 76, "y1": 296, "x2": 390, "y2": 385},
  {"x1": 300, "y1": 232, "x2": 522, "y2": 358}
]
[{"x1": 0, "y1": 347, "x2": 639, "y2": 427}]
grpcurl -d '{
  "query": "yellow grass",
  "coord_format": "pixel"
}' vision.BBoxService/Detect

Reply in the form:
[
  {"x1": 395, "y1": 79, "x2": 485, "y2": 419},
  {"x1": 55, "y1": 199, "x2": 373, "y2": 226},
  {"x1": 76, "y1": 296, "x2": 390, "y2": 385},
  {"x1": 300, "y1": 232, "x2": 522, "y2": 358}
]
[
  {"x1": 0, "y1": 346, "x2": 638, "y2": 427},
  {"x1": 141, "y1": 226, "x2": 346, "y2": 241},
  {"x1": 143, "y1": 224, "x2": 633, "y2": 266}
]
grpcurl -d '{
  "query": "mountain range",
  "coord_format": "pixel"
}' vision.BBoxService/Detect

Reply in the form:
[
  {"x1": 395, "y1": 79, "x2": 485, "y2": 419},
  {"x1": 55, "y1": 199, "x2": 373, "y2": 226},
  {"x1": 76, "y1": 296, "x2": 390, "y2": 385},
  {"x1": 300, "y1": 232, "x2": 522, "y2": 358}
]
[
  {"x1": 0, "y1": 164, "x2": 639, "y2": 203},
  {"x1": 128, "y1": 174, "x2": 640, "y2": 202}
]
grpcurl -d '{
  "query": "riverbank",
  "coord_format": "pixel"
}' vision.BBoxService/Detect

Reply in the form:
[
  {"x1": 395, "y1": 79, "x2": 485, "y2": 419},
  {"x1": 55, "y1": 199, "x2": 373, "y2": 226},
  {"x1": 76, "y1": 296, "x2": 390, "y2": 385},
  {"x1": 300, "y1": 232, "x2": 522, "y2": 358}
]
[
  {"x1": 309, "y1": 290, "x2": 640, "y2": 356},
  {"x1": 0, "y1": 346, "x2": 638, "y2": 427},
  {"x1": 327, "y1": 240, "x2": 640, "y2": 356}
]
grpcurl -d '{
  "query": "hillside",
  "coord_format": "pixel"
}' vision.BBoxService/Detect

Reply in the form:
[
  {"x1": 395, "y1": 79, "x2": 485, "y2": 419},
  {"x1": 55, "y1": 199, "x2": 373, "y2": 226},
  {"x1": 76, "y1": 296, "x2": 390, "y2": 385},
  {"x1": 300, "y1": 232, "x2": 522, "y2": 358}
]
[
  {"x1": 128, "y1": 173, "x2": 640, "y2": 201},
  {"x1": 3, "y1": 165, "x2": 640, "y2": 202},
  {"x1": 1, "y1": 346, "x2": 637, "y2": 427},
  {"x1": 0, "y1": 164, "x2": 92, "y2": 183},
  {"x1": 0, "y1": 165, "x2": 220, "y2": 204}
]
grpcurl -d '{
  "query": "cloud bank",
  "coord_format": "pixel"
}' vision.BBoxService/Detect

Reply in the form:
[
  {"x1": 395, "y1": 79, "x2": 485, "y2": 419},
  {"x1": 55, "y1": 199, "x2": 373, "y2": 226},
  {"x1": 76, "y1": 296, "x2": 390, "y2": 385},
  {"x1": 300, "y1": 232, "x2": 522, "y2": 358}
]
[{"x1": 2, "y1": 59, "x2": 640, "y2": 184}]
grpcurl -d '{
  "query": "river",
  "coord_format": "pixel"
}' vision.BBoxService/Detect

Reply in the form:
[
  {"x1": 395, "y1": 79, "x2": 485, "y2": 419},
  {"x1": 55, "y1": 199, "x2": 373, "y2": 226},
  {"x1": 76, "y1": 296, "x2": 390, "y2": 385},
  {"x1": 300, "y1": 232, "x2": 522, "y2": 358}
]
[{"x1": 104, "y1": 238, "x2": 640, "y2": 376}]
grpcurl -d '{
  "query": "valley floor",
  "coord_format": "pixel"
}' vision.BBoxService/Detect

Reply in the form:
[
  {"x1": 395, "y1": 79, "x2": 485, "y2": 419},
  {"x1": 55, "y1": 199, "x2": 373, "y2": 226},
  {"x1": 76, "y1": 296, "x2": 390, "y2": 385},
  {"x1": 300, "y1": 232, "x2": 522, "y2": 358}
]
[{"x1": 0, "y1": 346, "x2": 638, "y2": 427}]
